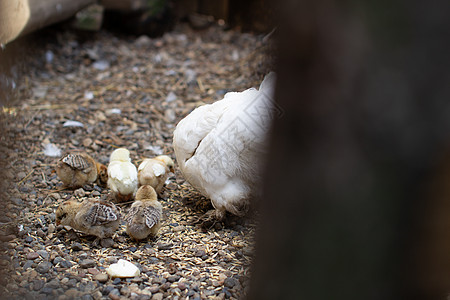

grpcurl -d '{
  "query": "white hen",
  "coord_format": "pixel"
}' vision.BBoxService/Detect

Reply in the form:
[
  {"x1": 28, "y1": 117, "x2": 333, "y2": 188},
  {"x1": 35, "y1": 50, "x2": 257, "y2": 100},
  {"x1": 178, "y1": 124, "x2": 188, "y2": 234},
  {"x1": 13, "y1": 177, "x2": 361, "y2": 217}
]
[
  {"x1": 173, "y1": 72, "x2": 277, "y2": 222},
  {"x1": 107, "y1": 148, "x2": 138, "y2": 202}
]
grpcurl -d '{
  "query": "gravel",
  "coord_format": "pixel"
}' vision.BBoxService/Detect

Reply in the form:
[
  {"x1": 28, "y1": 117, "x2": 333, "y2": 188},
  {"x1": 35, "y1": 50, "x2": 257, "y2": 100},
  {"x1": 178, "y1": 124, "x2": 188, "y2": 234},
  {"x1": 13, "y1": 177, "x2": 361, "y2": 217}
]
[
  {"x1": 0, "y1": 21, "x2": 269, "y2": 299},
  {"x1": 36, "y1": 261, "x2": 53, "y2": 274}
]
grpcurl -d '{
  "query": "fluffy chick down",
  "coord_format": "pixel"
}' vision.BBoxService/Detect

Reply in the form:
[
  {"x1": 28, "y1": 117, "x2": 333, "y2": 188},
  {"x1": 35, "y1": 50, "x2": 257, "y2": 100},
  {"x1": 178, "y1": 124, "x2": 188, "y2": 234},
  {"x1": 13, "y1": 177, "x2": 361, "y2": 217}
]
[
  {"x1": 137, "y1": 155, "x2": 174, "y2": 195},
  {"x1": 107, "y1": 148, "x2": 138, "y2": 202}
]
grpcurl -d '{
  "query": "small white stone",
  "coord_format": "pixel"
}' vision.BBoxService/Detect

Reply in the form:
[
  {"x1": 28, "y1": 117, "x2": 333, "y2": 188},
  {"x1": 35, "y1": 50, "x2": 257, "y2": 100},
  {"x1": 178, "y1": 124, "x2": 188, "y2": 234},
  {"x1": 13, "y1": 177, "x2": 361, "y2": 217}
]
[
  {"x1": 63, "y1": 120, "x2": 84, "y2": 127},
  {"x1": 84, "y1": 91, "x2": 94, "y2": 100},
  {"x1": 92, "y1": 60, "x2": 110, "y2": 71},
  {"x1": 165, "y1": 91, "x2": 177, "y2": 102},
  {"x1": 106, "y1": 259, "x2": 140, "y2": 278},
  {"x1": 106, "y1": 108, "x2": 122, "y2": 115}
]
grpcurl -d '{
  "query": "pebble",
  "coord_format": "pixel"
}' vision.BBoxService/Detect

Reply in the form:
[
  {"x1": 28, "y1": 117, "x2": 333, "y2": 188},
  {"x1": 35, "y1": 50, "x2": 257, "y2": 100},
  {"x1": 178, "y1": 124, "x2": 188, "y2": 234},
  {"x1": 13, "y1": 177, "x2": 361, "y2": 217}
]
[
  {"x1": 203, "y1": 289, "x2": 216, "y2": 297},
  {"x1": 61, "y1": 278, "x2": 69, "y2": 284},
  {"x1": 88, "y1": 268, "x2": 100, "y2": 275},
  {"x1": 106, "y1": 257, "x2": 117, "y2": 264},
  {"x1": 33, "y1": 279, "x2": 45, "y2": 291},
  {"x1": 152, "y1": 277, "x2": 166, "y2": 285},
  {"x1": 103, "y1": 285, "x2": 115, "y2": 295},
  {"x1": 26, "y1": 252, "x2": 40, "y2": 260},
  {"x1": 100, "y1": 238, "x2": 114, "y2": 248},
  {"x1": 92, "y1": 291, "x2": 103, "y2": 300},
  {"x1": 167, "y1": 275, "x2": 180, "y2": 283},
  {"x1": 157, "y1": 243, "x2": 172, "y2": 250},
  {"x1": 79, "y1": 259, "x2": 96, "y2": 268},
  {"x1": 37, "y1": 249, "x2": 48, "y2": 259},
  {"x1": 131, "y1": 277, "x2": 143, "y2": 283},
  {"x1": 60, "y1": 259, "x2": 73, "y2": 268},
  {"x1": 36, "y1": 261, "x2": 53, "y2": 273},
  {"x1": 72, "y1": 242, "x2": 83, "y2": 251},
  {"x1": 47, "y1": 224, "x2": 56, "y2": 235},
  {"x1": 194, "y1": 249, "x2": 206, "y2": 257},
  {"x1": 224, "y1": 278, "x2": 237, "y2": 288},
  {"x1": 49, "y1": 193, "x2": 61, "y2": 200},
  {"x1": 218, "y1": 273, "x2": 227, "y2": 283},
  {"x1": 93, "y1": 273, "x2": 109, "y2": 283},
  {"x1": 223, "y1": 287, "x2": 232, "y2": 298},
  {"x1": 120, "y1": 286, "x2": 130, "y2": 296},
  {"x1": 67, "y1": 278, "x2": 78, "y2": 288},
  {"x1": 83, "y1": 138, "x2": 93, "y2": 147},
  {"x1": 160, "y1": 282, "x2": 171, "y2": 291},
  {"x1": 152, "y1": 293, "x2": 164, "y2": 300},
  {"x1": 172, "y1": 225, "x2": 185, "y2": 232},
  {"x1": 82, "y1": 294, "x2": 94, "y2": 300},
  {"x1": 108, "y1": 289, "x2": 120, "y2": 299},
  {"x1": 74, "y1": 188, "x2": 86, "y2": 198},
  {"x1": 46, "y1": 279, "x2": 61, "y2": 289},
  {"x1": 36, "y1": 229, "x2": 46, "y2": 238},
  {"x1": 41, "y1": 286, "x2": 54, "y2": 294},
  {"x1": 23, "y1": 260, "x2": 34, "y2": 270},
  {"x1": 187, "y1": 290, "x2": 195, "y2": 297},
  {"x1": 65, "y1": 288, "x2": 81, "y2": 298}
]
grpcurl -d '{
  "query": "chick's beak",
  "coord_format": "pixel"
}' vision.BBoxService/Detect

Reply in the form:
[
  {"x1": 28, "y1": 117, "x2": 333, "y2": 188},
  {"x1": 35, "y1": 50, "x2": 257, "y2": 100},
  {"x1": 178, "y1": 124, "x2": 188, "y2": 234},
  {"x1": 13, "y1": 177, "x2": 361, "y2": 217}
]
[{"x1": 56, "y1": 219, "x2": 61, "y2": 226}]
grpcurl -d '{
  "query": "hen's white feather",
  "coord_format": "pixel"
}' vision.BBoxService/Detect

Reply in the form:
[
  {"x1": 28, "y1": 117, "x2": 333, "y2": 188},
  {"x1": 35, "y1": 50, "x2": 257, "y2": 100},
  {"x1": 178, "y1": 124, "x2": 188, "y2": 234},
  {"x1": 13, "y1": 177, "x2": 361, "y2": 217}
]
[{"x1": 173, "y1": 72, "x2": 276, "y2": 216}]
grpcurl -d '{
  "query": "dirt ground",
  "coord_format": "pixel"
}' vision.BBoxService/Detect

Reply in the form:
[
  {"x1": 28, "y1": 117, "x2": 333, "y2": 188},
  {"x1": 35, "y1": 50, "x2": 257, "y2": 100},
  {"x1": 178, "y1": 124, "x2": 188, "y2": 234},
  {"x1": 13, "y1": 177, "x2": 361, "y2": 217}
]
[{"x1": 0, "y1": 22, "x2": 271, "y2": 299}]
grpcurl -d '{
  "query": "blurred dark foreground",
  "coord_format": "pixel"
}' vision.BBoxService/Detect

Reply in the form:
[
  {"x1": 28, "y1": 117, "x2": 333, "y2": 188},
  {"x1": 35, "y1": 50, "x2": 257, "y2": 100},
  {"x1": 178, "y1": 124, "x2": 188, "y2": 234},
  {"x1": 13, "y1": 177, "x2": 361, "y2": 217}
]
[{"x1": 250, "y1": 0, "x2": 450, "y2": 299}]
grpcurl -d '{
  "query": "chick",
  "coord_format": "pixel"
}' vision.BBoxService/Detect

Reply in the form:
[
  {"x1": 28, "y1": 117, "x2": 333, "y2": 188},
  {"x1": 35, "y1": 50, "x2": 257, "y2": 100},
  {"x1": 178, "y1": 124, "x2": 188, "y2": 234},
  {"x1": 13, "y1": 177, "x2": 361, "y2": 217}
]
[
  {"x1": 55, "y1": 199, "x2": 120, "y2": 246},
  {"x1": 125, "y1": 185, "x2": 162, "y2": 241},
  {"x1": 56, "y1": 152, "x2": 108, "y2": 188},
  {"x1": 137, "y1": 155, "x2": 174, "y2": 195},
  {"x1": 107, "y1": 148, "x2": 138, "y2": 202}
]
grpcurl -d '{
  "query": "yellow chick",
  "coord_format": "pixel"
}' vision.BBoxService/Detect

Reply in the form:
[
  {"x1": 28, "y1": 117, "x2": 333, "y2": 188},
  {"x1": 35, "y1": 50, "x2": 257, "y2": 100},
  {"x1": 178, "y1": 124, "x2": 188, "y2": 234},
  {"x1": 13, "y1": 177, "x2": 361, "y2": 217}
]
[
  {"x1": 56, "y1": 152, "x2": 108, "y2": 188},
  {"x1": 125, "y1": 185, "x2": 162, "y2": 241},
  {"x1": 55, "y1": 199, "x2": 120, "y2": 246},
  {"x1": 107, "y1": 148, "x2": 138, "y2": 202},
  {"x1": 137, "y1": 155, "x2": 174, "y2": 195}
]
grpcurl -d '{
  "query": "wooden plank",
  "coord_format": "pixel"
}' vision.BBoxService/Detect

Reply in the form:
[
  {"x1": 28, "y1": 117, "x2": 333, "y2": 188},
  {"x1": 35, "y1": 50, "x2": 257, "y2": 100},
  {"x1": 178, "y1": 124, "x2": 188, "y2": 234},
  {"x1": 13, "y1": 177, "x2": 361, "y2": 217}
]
[{"x1": 0, "y1": 0, "x2": 95, "y2": 45}]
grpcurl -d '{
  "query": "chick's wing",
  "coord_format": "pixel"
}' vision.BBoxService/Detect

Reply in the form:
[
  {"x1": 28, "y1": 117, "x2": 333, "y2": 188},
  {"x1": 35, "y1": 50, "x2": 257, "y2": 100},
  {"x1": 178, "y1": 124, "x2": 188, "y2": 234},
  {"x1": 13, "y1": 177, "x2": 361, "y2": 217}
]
[
  {"x1": 124, "y1": 205, "x2": 140, "y2": 224},
  {"x1": 143, "y1": 205, "x2": 161, "y2": 228},
  {"x1": 62, "y1": 154, "x2": 93, "y2": 173},
  {"x1": 85, "y1": 202, "x2": 118, "y2": 225}
]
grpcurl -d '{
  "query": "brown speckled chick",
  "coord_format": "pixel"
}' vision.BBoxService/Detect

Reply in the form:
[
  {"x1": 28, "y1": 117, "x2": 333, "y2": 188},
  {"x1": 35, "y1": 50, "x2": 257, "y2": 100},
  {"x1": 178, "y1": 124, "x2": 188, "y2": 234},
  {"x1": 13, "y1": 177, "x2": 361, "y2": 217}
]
[
  {"x1": 55, "y1": 199, "x2": 120, "y2": 246},
  {"x1": 56, "y1": 152, "x2": 108, "y2": 188},
  {"x1": 125, "y1": 185, "x2": 162, "y2": 241}
]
